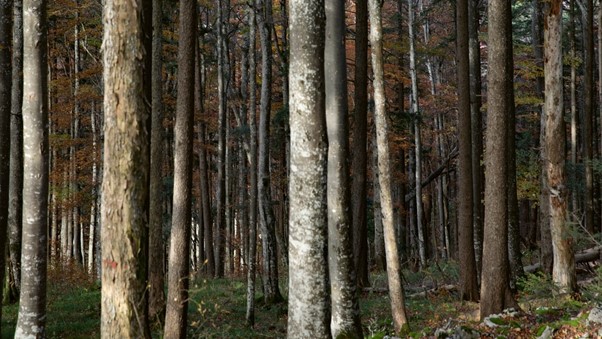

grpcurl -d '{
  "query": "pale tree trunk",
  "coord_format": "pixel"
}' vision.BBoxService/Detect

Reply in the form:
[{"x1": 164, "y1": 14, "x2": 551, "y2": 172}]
[
  {"x1": 8, "y1": 0, "x2": 21, "y2": 294},
  {"x1": 533, "y1": 0, "x2": 552, "y2": 275},
  {"x1": 369, "y1": 0, "x2": 409, "y2": 332},
  {"x1": 71, "y1": 3, "x2": 82, "y2": 265},
  {"x1": 544, "y1": 0, "x2": 576, "y2": 294},
  {"x1": 164, "y1": 0, "x2": 196, "y2": 336},
  {"x1": 351, "y1": 0, "x2": 370, "y2": 288},
  {"x1": 99, "y1": 0, "x2": 150, "y2": 336},
  {"x1": 148, "y1": 0, "x2": 165, "y2": 321},
  {"x1": 480, "y1": 0, "x2": 517, "y2": 319},
  {"x1": 16, "y1": 0, "x2": 48, "y2": 336},
  {"x1": 215, "y1": 0, "x2": 226, "y2": 278},
  {"x1": 325, "y1": 0, "x2": 362, "y2": 336},
  {"x1": 246, "y1": 1, "x2": 258, "y2": 325},
  {"x1": 468, "y1": 0, "x2": 483, "y2": 274},
  {"x1": 0, "y1": 0, "x2": 10, "y2": 328},
  {"x1": 88, "y1": 105, "x2": 98, "y2": 275},
  {"x1": 583, "y1": 0, "x2": 594, "y2": 233},
  {"x1": 287, "y1": 0, "x2": 329, "y2": 336},
  {"x1": 408, "y1": 0, "x2": 425, "y2": 268},
  {"x1": 61, "y1": 169, "x2": 69, "y2": 262},
  {"x1": 457, "y1": 0, "x2": 478, "y2": 302},
  {"x1": 373, "y1": 146, "x2": 385, "y2": 270},
  {"x1": 257, "y1": 0, "x2": 282, "y2": 303}
]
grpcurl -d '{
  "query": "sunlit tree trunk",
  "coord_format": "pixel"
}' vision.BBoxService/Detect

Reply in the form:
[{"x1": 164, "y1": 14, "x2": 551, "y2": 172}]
[
  {"x1": 99, "y1": 0, "x2": 150, "y2": 336},
  {"x1": 164, "y1": 0, "x2": 196, "y2": 336},
  {"x1": 287, "y1": 0, "x2": 330, "y2": 336},
  {"x1": 544, "y1": 0, "x2": 576, "y2": 294},
  {"x1": 16, "y1": 0, "x2": 48, "y2": 336}
]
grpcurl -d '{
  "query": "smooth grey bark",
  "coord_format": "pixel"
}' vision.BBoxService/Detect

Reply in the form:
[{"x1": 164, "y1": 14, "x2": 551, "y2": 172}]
[
  {"x1": 479, "y1": 0, "x2": 517, "y2": 319},
  {"x1": 544, "y1": 0, "x2": 576, "y2": 293},
  {"x1": 99, "y1": 0, "x2": 150, "y2": 336},
  {"x1": 0, "y1": 0, "x2": 10, "y2": 329},
  {"x1": 351, "y1": 0, "x2": 370, "y2": 288},
  {"x1": 257, "y1": 0, "x2": 282, "y2": 303},
  {"x1": 287, "y1": 0, "x2": 330, "y2": 336},
  {"x1": 457, "y1": 0, "x2": 478, "y2": 302},
  {"x1": 148, "y1": 0, "x2": 165, "y2": 321},
  {"x1": 164, "y1": 0, "x2": 195, "y2": 336},
  {"x1": 87, "y1": 105, "x2": 98, "y2": 275},
  {"x1": 369, "y1": 0, "x2": 409, "y2": 333},
  {"x1": 325, "y1": 0, "x2": 362, "y2": 336},
  {"x1": 246, "y1": 1, "x2": 258, "y2": 325},
  {"x1": 15, "y1": 0, "x2": 48, "y2": 336},
  {"x1": 8, "y1": 0, "x2": 21, "y2": 295}
]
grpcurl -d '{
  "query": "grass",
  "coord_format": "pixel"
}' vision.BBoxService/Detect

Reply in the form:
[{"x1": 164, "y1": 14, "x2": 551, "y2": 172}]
[{"x1": 3, "y1": 262, "x2": 602, "y2": 338}]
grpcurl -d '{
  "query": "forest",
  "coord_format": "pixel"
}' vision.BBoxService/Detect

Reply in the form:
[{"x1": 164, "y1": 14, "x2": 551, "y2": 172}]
[{"x1": 3, "y1": 0, "x2": 602, "y2": 337}]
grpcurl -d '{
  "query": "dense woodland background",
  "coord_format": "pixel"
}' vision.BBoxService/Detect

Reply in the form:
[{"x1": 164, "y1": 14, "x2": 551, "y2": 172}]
[{"x1": 4, "y1": 0, "x2": 602, "y2": 337}]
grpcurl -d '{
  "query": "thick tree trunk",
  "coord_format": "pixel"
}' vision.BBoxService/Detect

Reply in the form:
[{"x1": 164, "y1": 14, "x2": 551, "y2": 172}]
[
  {"x1": 480, "y1": 0, "x2": 517, "y2": 319},
  {"x1": 351, "y1": 0, "x2": 370, "y2": 288},
  {"x1": 369, "y1": 0, "x2": 409, "y2": 333},
  {"x1": 325, "y1": 0, "x2": 362, "y2": 336},
  {"x1": 99, "y1": 0, "x2": 150, "y2": 336},
  {"x1": 544, "y1": 0, "x2": 576, "y2": 294},
  {"x1": 16, "y1": 0, "x2": 48, "y2": 336},
  {"x1": 457, "y1": 0, "x2": 478, "y2": 302},
  {"x1": 0, "y1": 0, "x2": 10, "y2": 329},
  {"x1": 287, "y1": 0, "x2": 330, "y2": 336},
  {"x1": 164, "y1": 0, "x2": 196, "y2": 336}
]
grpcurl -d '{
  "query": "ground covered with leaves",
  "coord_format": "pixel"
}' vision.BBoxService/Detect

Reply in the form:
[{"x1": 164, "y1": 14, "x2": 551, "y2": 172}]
[{"x1": 4, "y1": 262, "x2": 602, "y2": 338}]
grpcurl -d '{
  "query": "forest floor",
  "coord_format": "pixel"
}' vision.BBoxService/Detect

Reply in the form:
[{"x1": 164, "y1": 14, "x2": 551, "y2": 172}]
[{"x1": 2, "y1": 262, "x2": 602, "y2": 338}]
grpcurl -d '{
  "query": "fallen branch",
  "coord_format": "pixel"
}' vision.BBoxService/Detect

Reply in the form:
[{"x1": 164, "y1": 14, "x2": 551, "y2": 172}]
[
  {"x1": 524, "y1": 245, "x2": 602, "y2": 273},
  {"x1": 405, "y1": 146, "x2": 458, "y2": 203}
]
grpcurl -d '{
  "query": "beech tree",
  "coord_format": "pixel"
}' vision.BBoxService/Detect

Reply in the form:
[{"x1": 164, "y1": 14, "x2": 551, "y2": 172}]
[
  {"x1": 287, "y1": 0, "x2": 329, "y2": 336},
  {"x1": 15, "y1": 0, "x2": 48, "y2": 336},
  {"x1": 100, "y1": 0, "x2": 150, "y2": 336}
]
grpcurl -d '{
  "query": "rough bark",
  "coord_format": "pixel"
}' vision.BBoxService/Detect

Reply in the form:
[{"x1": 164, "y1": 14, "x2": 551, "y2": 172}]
[
  {"x1": 351, "y1": 0, "x2": 370, "y2": 288},
  {"x1": 479, "y1": 0, "x2": 517, "y2": 319},
  {"x1": 148, "y1": 0, "x2": 165, "y2": 321},
  {"x1": 164, "y1": 0, "x2": 196, "y2": 336},
  {"x1": 544, "y1": 0, "x2": 576, "y2": 293},
  {"x1": 99, "y1": 0, "x2": 150, "y2": 336},
  {"x1": 325, "y1": 0, "x2": 362, "y2": 336},
  {"x1": 369, "y1": 0, "x2": 409, "y2": 333},
  {"x1": 15, "y1": 0, "x2": 48, "y2": 336},
  {"x1": 457, "y1": 0, "x2": 478, "y2": 302},
  {"x1": 287, "y1": 0, "x2": 330, "y2": 336},
  {"x1": 0, "y1": 0, "x2": 10, "y2": 329}
]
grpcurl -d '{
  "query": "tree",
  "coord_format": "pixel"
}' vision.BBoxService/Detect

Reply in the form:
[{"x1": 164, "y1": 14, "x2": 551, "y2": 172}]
[
  {"x1": 257, "y1": 0, "x2": 283, "y2": 303},
  {"x1": 369, "y1": 0, "x2": 409, "y2": 333},
  {"x1": 479, "y1": 0, "x2": 517, "y2": 318},
  {"x1": 100, "y1": 0, "x2": 150, "y2": 336},
  {"x1": 456, "y1": 0, "x2": 478, "y2": 302},
  {"x1": 287, "y1": 0, "x2": 329, "y2": 336},
  {"x1": 15, "y1": 0, "x2": 48, "y2": 336},
  {"x1": 148, "y1": 0, "x2": 165, "y2": 321},
  {"x1": 325, "y1": 0, "x2": 362, "y2": 336},
  {"x1": 164, "y1": 0, "x2": 196, "y2": 336},
  {"x1": 0, "y1": 0, "x2": 11, "y2": 326},
  {"x1": 583, "y1": 0, "x2": 594, "y2": 233},
  {"x1": 351, "y1": 0, "x2": 370, "y2": 288},
  {"x1": 215, "y1": 0, "x2": 226, "y2": 278},
  {"x1": 543, "y1": 0, "x2": 576, "y2": 293}
]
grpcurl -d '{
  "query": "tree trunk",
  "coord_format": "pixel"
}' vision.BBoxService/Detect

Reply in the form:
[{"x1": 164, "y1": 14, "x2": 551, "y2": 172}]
[
  {"x1": 257, "y1": 0, "x2": 282, "y2": 303},
  {"x1": 16, "y1": 0, "x2": 48, "y2": 336},
  {"x1": 325, "y1": 0, "x2": 362, "y2": 336},
  {"x1": 148, "y1": 0, "x2": 166, "y2": 321},
  {"x1": 0, "y1": 0, "x2": 10, "y2": 328},
  {"x1": 215, "y1": 0, "x2": 226, "y2": 278},
  {"x1": 370, "y1": 0, "x2": 409, "y2": 332},
  {"x1": 457, "y1": 0, "x2": 478, "y2": 302},
  {"x1": 544, "y1": 0, "x2": 576, "y2": 293},
  {"x1": 583, "y1": 0, "x2": 594, "y2": 233},
  {"x1": 351, "y1": 0, "x2": 370, "y2": 288},
  {"x1": 164, "y1": 0, "x2": 196, "y2": 336},
  {"x1": 570, "y1": 0, "x2": 578, "y2": 218},
  {"x1": 479, "y1": 0, "x2": 517, "y2": 319},
  {"x1": 287, "y1": 0, "x2": 330, "y2": 336},
  {"x1": 99, "y1": 0, "x2": 150, "y2": 336}
]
